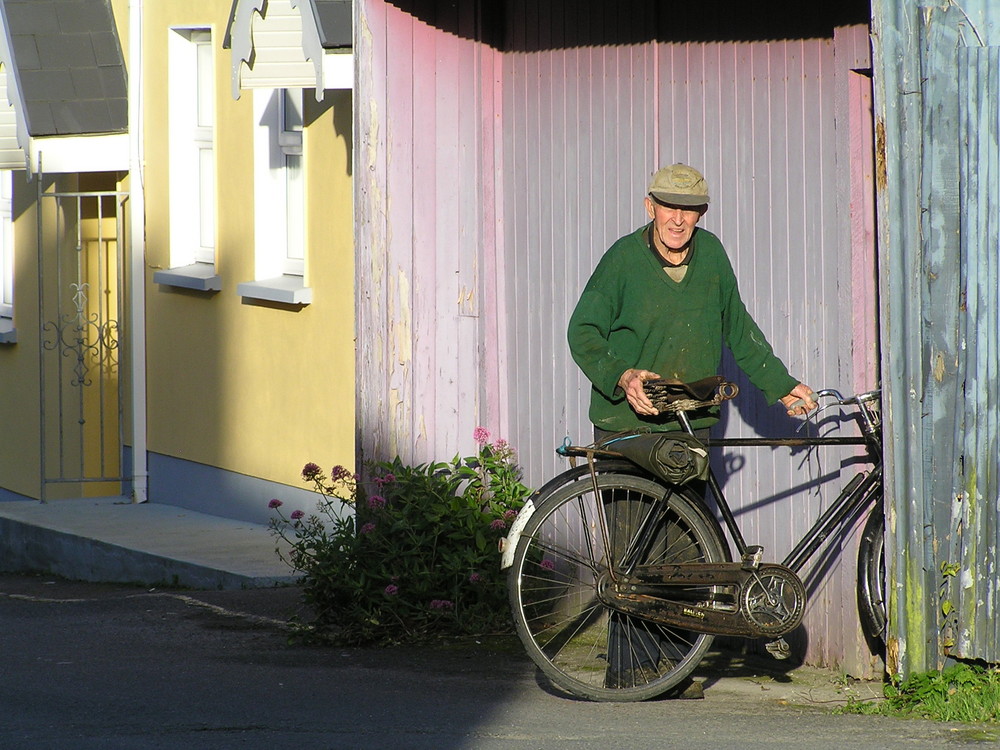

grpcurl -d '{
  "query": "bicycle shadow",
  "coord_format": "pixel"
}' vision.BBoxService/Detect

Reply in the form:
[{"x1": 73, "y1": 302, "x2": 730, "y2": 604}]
[{"x1": 698, "y1": 360, "x2": 882, "y2": 680}]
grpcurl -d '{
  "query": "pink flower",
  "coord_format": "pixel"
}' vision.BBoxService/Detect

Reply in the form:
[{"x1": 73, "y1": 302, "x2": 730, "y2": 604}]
[
  {"x1": 330, "y1": 465, "x2": 351, "y2": 482},
  {"x1": 490, "y1": 518, "x2": 506, "y2": 531},
  {"x1": 301, "y1": 462, "x2": 322, "y2": 480},
  {"x1": 540, "y1": 559, "x2": 555, "y2": 570},
  {"x1": 429, "y1": 599, "x2": 454, "y2": 610},
  {"x1": 503, "y1": 509, "x2": 518, "y2": 521},
  {"x1": 384, "y1": 584, "x2": 399, "y2": 596},
  {"x1": 473, "y1": 426, "x2": 490, "y2": 445},
  {"x1": 268, "y1": 498, "x2": 283, "y2": 509},
  {"x1": 367, "y1": 494, "x2": 387, "y2": 510},
  {"x1": 359, "y1": 522, "x2": 376, "y2": 535},
  {"x1": 468, "y1": 573, "x2": 482, "y2": 583},
  {"x1": 373, "y1": 473, "x2": 397, "y2": 487},
  {"x1": 492, "y1": 439, "x2": 509, "y2": 451},
  {"x1": 290, "y1": 509, "x2": 305, "y2": 520}
]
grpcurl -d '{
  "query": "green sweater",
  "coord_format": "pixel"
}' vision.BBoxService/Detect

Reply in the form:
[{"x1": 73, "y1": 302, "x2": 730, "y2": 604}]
[{"x1": 568, "y1": 224, "x2": 798, "y2": 432}]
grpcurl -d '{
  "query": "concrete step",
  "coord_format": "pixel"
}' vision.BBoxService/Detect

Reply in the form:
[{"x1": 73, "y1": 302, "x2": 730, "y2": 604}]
[{"x1": 0, "y1": 497, "x2": 297, "y2": 590}]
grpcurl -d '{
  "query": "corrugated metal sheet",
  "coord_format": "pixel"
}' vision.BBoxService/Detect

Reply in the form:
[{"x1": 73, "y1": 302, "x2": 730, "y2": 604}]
[
  {"x1": 356, "y1": 0, "x2": 880, "y2": 671},
  {"x1": 872, "y1": 0, "x2": 1000, "y2": 674},
  {"x1": 501, "y1": 27, "x2": 877, "y2": 672},
  {"x1": 952, "y1": 44, "x2": 1000, "y2": 661}
]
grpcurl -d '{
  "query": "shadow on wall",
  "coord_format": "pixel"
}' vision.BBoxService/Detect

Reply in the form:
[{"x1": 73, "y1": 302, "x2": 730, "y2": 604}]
[
  {"x1": 307, "y1": 90, "x2": 353, "y2": 178},
  {"x1": 385, "y1": 0, "x2": 871, "y2": 50}
]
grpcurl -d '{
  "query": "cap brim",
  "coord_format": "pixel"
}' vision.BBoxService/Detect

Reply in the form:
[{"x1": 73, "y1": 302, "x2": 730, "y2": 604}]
[{"x1": 649, "y1": 191, "x2": 710, "y2": 207}]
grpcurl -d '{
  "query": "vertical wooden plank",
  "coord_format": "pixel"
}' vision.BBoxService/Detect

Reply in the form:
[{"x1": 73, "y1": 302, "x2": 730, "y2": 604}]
[
  {"x1": 386, "y1": 4, "x2": 419, "y2": 459},
  {"x1": 356, "y1": 0, "x2": 391, "y2": 464}
]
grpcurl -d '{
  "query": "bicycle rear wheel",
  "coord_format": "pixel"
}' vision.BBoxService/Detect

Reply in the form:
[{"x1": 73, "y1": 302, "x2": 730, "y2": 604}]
[
  {"x1": 508, "y1": 472, "x2": 728, "y2": 702},
  {"x1": 857, "y1": 493, "x2": 887, "y2": 642}
]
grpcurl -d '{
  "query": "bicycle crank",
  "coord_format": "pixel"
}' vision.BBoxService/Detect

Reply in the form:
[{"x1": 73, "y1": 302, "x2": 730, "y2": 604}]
[{"x1": 600, "y1": 562, "x2": 807, "y2": 638}]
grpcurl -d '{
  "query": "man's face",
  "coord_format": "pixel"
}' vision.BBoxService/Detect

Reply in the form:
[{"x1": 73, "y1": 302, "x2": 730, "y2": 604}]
[{"x1": 645, "y1": 196, "x2": 705, "y2": 253}]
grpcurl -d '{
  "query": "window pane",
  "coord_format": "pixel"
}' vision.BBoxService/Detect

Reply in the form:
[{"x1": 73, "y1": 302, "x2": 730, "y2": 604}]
[
  {"x1": 285, "y1": 153, "x2": 305, "y2": 267},
  {"x1": 196, "y1": 41, "x2": 214, "y2": 129},
  {"x1": 282, "y1": 89, "x2": 303, "y2": 133},
  {"x1": 0, "y1": 170, "x2": 12, "y2": 308},
  {"x1": 199, "y1": 147, "x2": 216, "y2": 254}
]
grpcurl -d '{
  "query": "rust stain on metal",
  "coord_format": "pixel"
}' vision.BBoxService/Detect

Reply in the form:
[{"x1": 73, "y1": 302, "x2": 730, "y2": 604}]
[
  {"x1": 886, "y1": 636, "x2": 900, "y2": 675},
  {"x1": 933, "y1": 352, "x2": 946, "y2": 382},
  {"x1": 875, "y1": 117, "x2": 888, "y2": 192}
]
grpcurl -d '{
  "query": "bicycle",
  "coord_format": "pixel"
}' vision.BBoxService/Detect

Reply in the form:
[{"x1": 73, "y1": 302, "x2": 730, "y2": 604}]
[{"x1": 499, "y1": 379, "x2": 884, "y2": 702}]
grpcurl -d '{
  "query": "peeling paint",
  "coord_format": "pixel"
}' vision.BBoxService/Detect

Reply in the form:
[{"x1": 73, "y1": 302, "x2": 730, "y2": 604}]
[
  {"x1": 394, "y1": 268, "x2": 412, "y2": 365},
  {"x1": 932, "y1": 351, "x2": 946, "y2": 382}
]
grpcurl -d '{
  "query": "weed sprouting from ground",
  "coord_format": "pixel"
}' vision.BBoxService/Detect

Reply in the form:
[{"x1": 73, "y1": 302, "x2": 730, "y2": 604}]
[{"x1": 838, "y1": 662, "x2": 1000, "y2": 723}]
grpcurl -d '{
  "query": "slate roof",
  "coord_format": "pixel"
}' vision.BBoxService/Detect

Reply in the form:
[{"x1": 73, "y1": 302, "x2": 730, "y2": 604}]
[
  {"x1": 0, "y1": 0, "x2": 127, "y2": 137},
  {"x1": 312, "y1": 0, "x2": 351, "y2": 48}
]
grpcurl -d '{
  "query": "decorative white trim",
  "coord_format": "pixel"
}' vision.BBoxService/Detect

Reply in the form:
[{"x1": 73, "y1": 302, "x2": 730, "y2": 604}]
[
  {"x1": 27, "y1": 134, "x2": 129, "y2": 173},
  {"x1": 229, "y1": 0, "x2": 352, "y2": 99},
  {"x1": 321, "y1": 50, "x2": 353, "y2": 91},
  {"x1": 228, "y1": 0, "x2": 267, "y2": 100}
]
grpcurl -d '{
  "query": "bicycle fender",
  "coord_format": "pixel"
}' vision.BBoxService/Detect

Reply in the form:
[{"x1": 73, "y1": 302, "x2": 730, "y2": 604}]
[{"x1": 498, "y1": 498, "x2": 536, "y2": 570}]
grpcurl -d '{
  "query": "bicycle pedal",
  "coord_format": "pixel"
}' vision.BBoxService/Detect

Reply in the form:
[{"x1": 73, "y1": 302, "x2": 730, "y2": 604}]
[
  {"x1": 741, "y1": 545, "x2": 764, "y2": 570},
  {"x1": 764, "y1": 638, "x2": 791, "y2": 660}
]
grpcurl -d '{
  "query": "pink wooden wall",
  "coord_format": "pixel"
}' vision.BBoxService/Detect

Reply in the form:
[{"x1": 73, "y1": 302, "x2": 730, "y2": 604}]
[{"x1": 356, "y1": 2, "x2": 506, "y2": 464}]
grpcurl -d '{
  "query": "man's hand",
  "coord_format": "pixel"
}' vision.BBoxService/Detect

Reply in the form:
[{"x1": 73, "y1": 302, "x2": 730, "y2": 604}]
[
  {"x1": 780, "y1": 383, "x2": 818, "y2": 416},
  {"x1": 618, "y1": 368, "x2": 662, "y2": 416}
]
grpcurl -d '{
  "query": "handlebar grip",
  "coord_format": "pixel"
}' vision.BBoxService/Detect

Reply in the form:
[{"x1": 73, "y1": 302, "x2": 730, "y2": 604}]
[{"x1": 786, "y1": 392, "x2": 818, "y2": 411}]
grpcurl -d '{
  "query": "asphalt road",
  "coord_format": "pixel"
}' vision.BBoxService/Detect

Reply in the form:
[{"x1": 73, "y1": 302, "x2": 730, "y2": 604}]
[{"x1": 1, "y1": 573, "x2": 994, "y2": 749}]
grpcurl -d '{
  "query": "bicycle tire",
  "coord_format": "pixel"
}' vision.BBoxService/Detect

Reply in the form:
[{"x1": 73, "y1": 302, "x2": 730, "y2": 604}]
[
  {"x1": 857, "y1": 494, "x2": 887, "y2": 643},
  {"x1": 508, "y1": 472, "x2": 728, "y2": 702}
]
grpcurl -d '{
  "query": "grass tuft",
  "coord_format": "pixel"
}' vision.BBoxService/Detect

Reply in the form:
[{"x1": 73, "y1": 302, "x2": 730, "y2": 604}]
[{"x1": 838, "y1": 662, "x2": 1000, "y2": 723}]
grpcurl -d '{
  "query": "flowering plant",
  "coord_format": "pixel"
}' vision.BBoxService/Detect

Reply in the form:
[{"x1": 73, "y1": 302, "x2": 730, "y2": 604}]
[{"x1": 268, "y1": 427, "x2": 531, "y2": 645}]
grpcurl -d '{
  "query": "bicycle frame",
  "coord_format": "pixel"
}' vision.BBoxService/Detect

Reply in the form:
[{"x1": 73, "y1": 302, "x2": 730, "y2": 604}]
[{"x1": 686, "y1": 387, "x2": 884, "y2": 575}]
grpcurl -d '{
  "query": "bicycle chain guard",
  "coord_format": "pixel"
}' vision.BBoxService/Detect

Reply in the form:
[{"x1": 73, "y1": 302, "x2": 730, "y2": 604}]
[{"x1": 600, "y1": 562, "x2": 807, "y2": 639}]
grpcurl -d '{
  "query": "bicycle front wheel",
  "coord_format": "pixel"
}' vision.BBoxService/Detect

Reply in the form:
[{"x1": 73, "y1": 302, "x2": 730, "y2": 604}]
[
  {"x1": 857, "y1": 494, "x2": 887, "y2": 643},
  {"x1": 508, "y1": 472, "x2": 728, "y2": 702}
]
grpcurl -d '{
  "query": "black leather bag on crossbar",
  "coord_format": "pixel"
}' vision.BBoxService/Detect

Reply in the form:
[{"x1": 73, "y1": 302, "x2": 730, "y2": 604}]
[{"x1": 609, "y1": 431, "x2": 710, "y2": 486}]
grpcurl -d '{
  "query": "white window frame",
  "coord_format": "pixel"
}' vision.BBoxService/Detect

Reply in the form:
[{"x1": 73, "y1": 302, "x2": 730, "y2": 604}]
[
  {"x1": 156, "y1": 28, "x2": 220, "y2": 291},
  {"x1": 237, "y1": 88, "x2": 311, "y2": 305},
  {"x1": 0, "y1": 169, "x2": 13, "y2": 317},
  {"x1": 0, "y1": 169, "x2": 14, "y2": 342}
]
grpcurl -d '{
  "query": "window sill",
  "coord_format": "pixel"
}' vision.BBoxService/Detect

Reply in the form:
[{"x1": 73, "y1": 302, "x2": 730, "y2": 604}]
[
  {"x1": 237, "y1": 276, "x2": 312, "y2": 305},
  {"x1": 153, "y1": 263, "x2": 222, "y2": 291},
  {"x1": 0, "y1": 317, "x2": 15, "y2": 344}
]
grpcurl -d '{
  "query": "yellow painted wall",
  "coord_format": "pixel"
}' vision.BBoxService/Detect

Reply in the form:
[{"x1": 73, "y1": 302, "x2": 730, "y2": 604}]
[
  {"x1": 0, "y1": 172, "x2": 43, "y2": 498},
  {"x1": 142, "y1": 1, "x2": 356, "y2": 494}
]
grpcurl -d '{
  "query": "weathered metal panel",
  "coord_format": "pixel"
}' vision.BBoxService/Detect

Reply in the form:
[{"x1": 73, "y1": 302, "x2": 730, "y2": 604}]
[
  {"x1": 952, "y1": 44, "x2": 1000, "y2": 662},
  {"x1": 871, "y1": 0, "x2": 1000, "y2": 674}
]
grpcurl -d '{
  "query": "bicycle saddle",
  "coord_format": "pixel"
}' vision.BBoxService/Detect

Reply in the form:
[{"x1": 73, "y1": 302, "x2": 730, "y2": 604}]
[{"x1": 643, "y1": 375, "x2": 738, "y2": 406}]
